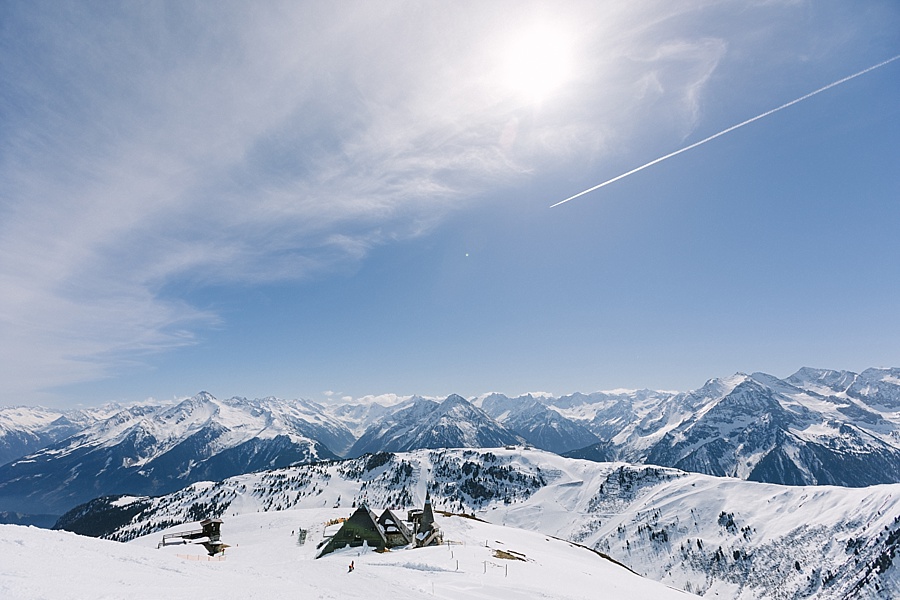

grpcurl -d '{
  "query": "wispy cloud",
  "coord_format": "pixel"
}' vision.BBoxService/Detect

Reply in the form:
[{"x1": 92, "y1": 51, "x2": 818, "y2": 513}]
[{"x1": 1, "y1": 0, "x2": 881, "y2": 401}]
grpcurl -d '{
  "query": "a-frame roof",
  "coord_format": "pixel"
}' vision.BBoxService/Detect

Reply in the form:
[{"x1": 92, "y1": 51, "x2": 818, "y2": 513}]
[
  {"x1": 378, "y1": 508, "x2": 412, "y2": 544},
  {"x1": 318, "y1": 504, "x2": 387, "y2": 557}
]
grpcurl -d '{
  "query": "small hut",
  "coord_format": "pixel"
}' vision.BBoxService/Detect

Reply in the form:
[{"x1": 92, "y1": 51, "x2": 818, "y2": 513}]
[
  {"x1": 158, "y1": 518, "x2": 226, "y2": 556},
  {"x1": 378, "y1": 509, "x2": 412, "y2": 547},
  {"x1": 318, "y1": 505, "x2": 387, "y2": 557},
  {"x1": 200, "y1": 518, "x2": 222, "y2": 542}
]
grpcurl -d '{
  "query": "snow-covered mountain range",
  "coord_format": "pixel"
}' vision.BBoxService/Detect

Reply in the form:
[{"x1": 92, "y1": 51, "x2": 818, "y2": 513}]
[
  {"x1": 3, "y1": 366, "x2": 900, "y2": 519},
  {"x1": 0, "y1": 404, "x2": 116, "y2": 467},
  {"x1": 559, "y1": 368, "x2": 900, "y2": 487},
  {"x1": 0, "y1": 392, "x2": 352, "y2": 515},
  {"x1": 477, "y1": 392, "x2": 600, "y2": 453},
  {"x1": 55, "y1": 448, "x2": 900, "y2": 599},
  {"x1": 348, "y1": 394, "x2": 522, "y2": 456}
]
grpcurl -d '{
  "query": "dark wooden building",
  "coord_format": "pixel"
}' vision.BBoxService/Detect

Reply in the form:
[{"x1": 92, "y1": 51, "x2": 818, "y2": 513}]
[
  {"x1": 317, "y1": 505, "x2": 387, "y2": 557},
  {"x1": 378, "y1": 509, "x2": 412, "y2": 547},
  {"x1": 158, "y1": 518, "x2": 226, "y2": 556}
]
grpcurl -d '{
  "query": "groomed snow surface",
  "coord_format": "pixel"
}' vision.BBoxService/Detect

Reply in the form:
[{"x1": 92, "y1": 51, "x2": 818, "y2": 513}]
[{"x1": 0, "y1": 509, "x2": 690, "y2": 600}]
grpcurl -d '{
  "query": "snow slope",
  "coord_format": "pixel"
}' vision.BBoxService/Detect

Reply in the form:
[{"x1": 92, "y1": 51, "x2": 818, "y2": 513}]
[
  {"x1": 62, "y1": 448, "x2": 900, "y2": 599},
  {"x1": 0, "y1": 508, "x2": 690, "y2": 600}
]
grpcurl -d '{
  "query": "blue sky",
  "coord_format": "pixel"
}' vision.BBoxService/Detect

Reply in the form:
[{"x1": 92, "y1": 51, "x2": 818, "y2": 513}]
[{"x1": 1, "y1": 1, "x2": 898, "y2": 408}]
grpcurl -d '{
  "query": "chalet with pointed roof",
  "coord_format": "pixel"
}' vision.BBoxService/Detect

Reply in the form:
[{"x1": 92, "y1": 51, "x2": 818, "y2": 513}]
[
  {"x1": 317, "y1": 493, "x2": 442, "y2": 558},
  {"x1": 378, "y1": 508, "x2": 412, "y2": 547},
  {"x1": 317, "y1": 505, "x2": 387, "y2": 557}
]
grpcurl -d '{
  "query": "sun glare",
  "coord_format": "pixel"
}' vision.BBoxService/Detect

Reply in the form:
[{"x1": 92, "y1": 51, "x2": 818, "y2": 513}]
[{"x1": 502, "y1": 25, "x2": 573, "y2": 103}]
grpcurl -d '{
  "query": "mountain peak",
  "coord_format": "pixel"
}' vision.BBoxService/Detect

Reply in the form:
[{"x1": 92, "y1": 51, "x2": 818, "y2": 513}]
[{"x1": 442, "y1": 394, "x2": 469, "y2": 406}]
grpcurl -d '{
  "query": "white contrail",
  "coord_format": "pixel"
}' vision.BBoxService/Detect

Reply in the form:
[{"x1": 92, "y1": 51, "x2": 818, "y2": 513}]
[{"x1": 551, "y1": 54, "x2": 900, "y2": 208}]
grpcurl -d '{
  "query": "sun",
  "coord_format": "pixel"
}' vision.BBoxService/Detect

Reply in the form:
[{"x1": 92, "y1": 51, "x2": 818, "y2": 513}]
[{"x1": 501, "y1": 25, "x2": 573, "y2": 103}]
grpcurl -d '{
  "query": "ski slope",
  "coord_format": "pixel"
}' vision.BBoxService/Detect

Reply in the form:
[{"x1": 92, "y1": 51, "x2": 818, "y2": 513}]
[{"x1": 0, "y1": 508, "x2": 690, "y2": 599}]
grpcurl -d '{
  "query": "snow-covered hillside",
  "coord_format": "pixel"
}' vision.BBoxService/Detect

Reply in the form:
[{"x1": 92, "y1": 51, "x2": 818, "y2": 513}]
[
  {"x1": 0, "y1": 508, "x2": 690, "y2": 600},
  {"x1": 61, "y1": 448, "x2": 900, "y2": 599}
]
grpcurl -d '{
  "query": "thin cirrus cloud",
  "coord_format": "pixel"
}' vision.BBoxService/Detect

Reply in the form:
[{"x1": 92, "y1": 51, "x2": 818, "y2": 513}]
[{"x1": 0, "y1": 1, "x2": 886, "y2": 402}]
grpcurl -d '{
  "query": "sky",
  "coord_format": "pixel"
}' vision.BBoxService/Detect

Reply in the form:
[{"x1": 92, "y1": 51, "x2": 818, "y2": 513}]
[{"x1": 1, "y1": 1, "x2": 898, "y2": 408}]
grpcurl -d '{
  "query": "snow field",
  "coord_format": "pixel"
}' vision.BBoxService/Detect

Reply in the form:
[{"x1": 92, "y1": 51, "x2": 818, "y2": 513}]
[{"x1": 1, "y1": 506, "x2": 691, "y2": 600}]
